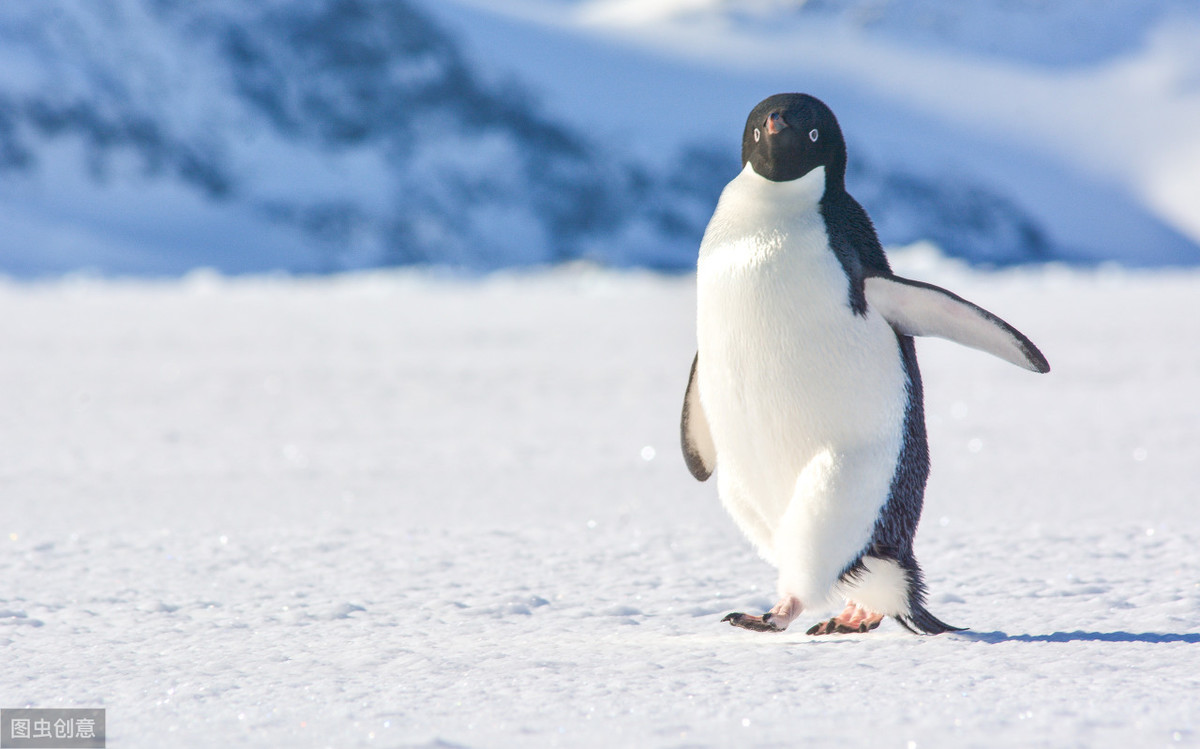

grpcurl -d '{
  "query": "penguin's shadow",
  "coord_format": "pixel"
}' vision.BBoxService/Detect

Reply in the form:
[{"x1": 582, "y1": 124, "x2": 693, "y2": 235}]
[{"x1": 956, "y1": 630, "x2": 1200, "y2": 644}]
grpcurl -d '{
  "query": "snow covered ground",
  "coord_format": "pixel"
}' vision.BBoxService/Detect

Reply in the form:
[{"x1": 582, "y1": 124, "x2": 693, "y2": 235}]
[{"x1": 3, "y1": 256, "x2": 1199, "y2": 747}]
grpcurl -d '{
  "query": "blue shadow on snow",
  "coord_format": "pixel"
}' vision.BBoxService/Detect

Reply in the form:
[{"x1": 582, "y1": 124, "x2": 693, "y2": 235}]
[{"x1": 957, "y1": 630, "x2": 1200, "y2": 644}]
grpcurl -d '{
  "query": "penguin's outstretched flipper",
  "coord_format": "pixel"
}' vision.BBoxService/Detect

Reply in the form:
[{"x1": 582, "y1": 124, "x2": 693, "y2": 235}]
[
  {"x1": 864, "y1": 275, "x2": 1050, "y2": 374},
  {"x1": 681, "y1": 353, "x2": 716, "y2": 481}
]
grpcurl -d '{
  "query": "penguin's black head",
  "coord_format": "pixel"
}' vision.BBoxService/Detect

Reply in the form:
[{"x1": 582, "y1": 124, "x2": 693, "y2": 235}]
[{"x1": 742, "y1": 93, "x2": 846, "y2": 187}]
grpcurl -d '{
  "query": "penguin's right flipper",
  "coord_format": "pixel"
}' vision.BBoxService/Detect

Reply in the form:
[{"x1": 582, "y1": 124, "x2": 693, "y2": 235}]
[
  {"x1": 864, "y1": 275, "x2": 1050, "y2": 374},
  {"x1": 681, "y1": 353, "x2": 716, "y2": 481}
]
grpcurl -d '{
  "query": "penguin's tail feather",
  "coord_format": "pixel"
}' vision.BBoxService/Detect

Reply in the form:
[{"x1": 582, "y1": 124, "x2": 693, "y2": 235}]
[{"x1": 895, "y1": 603, "x2": 966, "y2": 635}]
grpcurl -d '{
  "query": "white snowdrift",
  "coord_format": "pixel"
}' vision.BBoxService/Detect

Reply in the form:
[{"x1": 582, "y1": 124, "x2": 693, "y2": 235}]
[{"x1": 1, "y1": 257, "x2": 1198, "y2": 747}]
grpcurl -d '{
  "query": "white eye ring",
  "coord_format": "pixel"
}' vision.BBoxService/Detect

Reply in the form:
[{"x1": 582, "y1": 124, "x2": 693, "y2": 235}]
[
  {"x1": 754, "y1": 128, "x2": 761, "y2": 143},
  {"x1": 809, "y1": 129, "x2": 819, "y2": 142}
]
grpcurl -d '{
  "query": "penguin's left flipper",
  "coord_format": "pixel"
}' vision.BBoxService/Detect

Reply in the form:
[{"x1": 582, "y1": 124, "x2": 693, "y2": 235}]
[
  {"x1": 865, "y1": 275, "x2": 1051, "y2": 373},
  {"x1": 681, "y1": 353, "x2": 717, "y2": 481}
]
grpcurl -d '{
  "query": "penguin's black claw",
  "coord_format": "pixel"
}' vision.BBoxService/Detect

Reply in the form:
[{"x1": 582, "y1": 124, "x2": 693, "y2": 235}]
[{"x1": 722, "y1": 612, "x2": 785, "y2": 632}]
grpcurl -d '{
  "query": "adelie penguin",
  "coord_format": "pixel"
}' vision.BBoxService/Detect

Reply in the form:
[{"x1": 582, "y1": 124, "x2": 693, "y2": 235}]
[{"x1": 680, "y1": 93, "x2": 1050, "y2": 635}]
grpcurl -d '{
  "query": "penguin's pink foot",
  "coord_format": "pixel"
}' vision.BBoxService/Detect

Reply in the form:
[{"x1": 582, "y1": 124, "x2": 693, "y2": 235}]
[
  {"x1": 806, "y1": 601, "x2": 884, "y2": 635},
  {"x1": 723, "y1": 596, "x2": 802, "y2": 633}
]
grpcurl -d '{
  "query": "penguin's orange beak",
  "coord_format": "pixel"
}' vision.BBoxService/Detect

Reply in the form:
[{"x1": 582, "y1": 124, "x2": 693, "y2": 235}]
[{"x1": 766, "y1": 111, "x2": 788, "y2": 135}]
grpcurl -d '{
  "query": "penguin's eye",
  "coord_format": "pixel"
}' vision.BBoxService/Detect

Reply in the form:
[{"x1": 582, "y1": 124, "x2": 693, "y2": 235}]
[
  {"x1": 754, "y1": 128, "x2": 761, "y2": 143},
  {"x1": 809, "y1": 129, "x2": 819, "y2": 142}
]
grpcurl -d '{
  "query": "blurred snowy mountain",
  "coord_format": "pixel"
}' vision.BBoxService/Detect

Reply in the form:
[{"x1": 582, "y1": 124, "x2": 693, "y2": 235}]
[
  {"x1": 0, "y1": 0, "x2": 715, "y2": 275},
  {"x1": 0, "y1": 0, "x2": 1198, "y2": 276},
  {"x1": 574, "y1": 0, "x2": 1195, "y2": 67},
  {"x1": 439, "y1": 0, "x2": 1200, "y2": 266}
]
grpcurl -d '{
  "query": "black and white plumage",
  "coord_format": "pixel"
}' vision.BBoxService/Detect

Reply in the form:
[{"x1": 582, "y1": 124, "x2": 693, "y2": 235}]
[{"x1": 681, "y1": 93, "x2": 1049, "y2": 636}]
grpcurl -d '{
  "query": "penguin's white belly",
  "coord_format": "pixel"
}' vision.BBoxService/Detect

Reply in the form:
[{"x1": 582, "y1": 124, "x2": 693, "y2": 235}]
[{"x1": 695, "y1": 167, "x2": 907, "y2": 593}]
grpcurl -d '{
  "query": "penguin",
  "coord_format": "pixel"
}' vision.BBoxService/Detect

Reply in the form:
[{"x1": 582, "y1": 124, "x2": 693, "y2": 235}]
[{"x1": 680, "y1": 93, "x2": 1050, "y2": 635}]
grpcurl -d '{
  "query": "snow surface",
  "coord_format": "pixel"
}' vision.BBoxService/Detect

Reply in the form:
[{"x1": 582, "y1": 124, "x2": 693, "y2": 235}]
[{"x1": 3, "y1": 255, "x2": 1199, "y2": 747}]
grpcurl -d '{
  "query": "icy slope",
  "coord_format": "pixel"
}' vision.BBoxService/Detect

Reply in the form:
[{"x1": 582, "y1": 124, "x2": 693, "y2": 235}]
[{"x1": 2, "y1": 261, "x2": 1198, "y2": 746}]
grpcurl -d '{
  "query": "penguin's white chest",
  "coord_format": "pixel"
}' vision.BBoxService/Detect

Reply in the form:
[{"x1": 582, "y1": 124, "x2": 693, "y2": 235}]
[{"x1": 696, "y1": 165, "x2": 908, "y2": 533}]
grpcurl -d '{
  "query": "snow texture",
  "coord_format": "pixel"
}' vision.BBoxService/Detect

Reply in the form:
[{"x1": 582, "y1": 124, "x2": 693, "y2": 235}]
[{"x1": 3, "y1": 255, "x2": 1199, "y2": 747}]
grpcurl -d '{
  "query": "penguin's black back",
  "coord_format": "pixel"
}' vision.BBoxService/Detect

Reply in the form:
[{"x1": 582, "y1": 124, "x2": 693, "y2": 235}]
[
  {"x1": 809, "y1": 110, "x2": 950, "y2": 632},
  {"x1": 819, "y1": 188, "x2": 890, "y2": 316}
]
